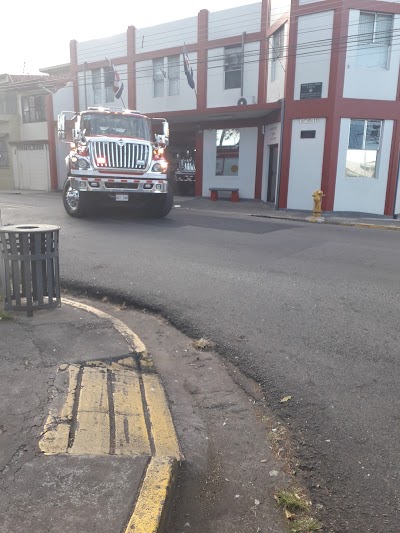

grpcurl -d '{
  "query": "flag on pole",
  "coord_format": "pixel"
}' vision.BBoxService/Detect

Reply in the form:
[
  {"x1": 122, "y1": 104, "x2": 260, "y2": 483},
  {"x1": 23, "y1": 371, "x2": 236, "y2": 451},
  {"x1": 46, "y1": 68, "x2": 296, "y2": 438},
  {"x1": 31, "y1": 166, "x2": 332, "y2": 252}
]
[
  {"x1": 112, "y1": 64, "x2": 124, "y2": 99},
  {"x1": 183, "y1": 45, "x2": 195, "y2": 90}
]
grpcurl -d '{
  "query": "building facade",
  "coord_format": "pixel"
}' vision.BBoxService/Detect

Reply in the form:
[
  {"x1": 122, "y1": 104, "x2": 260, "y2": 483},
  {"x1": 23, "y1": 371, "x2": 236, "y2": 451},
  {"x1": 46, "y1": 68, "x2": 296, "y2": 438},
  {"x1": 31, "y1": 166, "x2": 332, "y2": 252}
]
[
  {"x1": 5, "y1": 0, "x2": 400, "y2": 215},
  {"x1": 0, "y1": 69, "x2": 72, "y2": 191}
]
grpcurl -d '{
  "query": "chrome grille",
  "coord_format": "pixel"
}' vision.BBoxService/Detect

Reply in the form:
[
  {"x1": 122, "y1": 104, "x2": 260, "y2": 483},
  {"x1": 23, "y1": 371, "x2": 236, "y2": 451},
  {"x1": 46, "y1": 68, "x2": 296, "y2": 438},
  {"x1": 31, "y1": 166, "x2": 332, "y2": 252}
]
[{"x1": 90, "y1": 141, "x2": 150, "y2": 170}]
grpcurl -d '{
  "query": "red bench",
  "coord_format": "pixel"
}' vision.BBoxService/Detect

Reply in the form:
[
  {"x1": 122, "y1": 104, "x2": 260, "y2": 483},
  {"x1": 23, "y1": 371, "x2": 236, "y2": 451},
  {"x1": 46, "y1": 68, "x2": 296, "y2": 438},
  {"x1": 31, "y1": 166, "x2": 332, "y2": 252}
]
[{"x1": 209, "y1": 188, "x2": 239, "y2": 202}]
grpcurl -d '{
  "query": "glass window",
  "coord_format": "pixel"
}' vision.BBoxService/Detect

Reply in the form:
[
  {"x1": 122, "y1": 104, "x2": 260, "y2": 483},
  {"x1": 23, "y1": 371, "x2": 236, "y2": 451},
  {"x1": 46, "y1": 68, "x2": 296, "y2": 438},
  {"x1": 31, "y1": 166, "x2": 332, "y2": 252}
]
[
  {"x1": 21, "y1": 95, "x2": 46, "y2": 123},
  {"x1": 346, "y1": 119, "x2": 382, "y2": 178},
  {"x1": 224, "y1": 46, "x2": 242, "y2": 90},
  {"x1": 153, "y1": 58, "x2": 165, "y2": 98},
  {"x1": 271, "y1": 26, "x2": 284, "y2": 82},
  {"x1": 104, "y1": 66, "x2": 115, "y2": 103},
  {"x1": 357, "y1": 12, "x2": 393, "y2": 69},
  {"x1": 168, "y1": 55, "x2": 180, "y2": 96},
  {"x1": 215, "y1": 129, "x2": 240, "y2": 176},
  {"x1": 92, "y1": 69, "x2": 102, "y2": 104},
  {"x1": 0, "y1": 141, "x2": 9, "y2": 167}
]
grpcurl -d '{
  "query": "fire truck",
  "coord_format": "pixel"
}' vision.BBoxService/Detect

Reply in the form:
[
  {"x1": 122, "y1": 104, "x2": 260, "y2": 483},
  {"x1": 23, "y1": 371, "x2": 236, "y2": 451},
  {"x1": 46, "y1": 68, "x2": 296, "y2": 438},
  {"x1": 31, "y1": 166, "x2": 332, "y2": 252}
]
[{"x1": 57, "y1": 107, "x2": 172, "y2": 218}]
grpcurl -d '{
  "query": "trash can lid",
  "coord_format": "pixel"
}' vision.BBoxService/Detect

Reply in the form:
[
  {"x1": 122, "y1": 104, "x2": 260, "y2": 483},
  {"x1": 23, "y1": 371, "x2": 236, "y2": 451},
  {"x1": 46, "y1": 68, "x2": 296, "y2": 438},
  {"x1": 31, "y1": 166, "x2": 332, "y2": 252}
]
[{"x1": 0, "y1": 224, "x2": 60, "y2": 233}]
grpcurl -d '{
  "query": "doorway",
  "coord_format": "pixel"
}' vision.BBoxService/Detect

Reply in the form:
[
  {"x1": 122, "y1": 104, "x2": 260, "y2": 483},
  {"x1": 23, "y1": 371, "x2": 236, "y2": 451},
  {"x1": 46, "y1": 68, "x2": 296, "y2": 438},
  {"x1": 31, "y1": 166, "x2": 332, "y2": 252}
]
[{"x1": 267, "y1": 144, "x2": 278, "y2": 203}]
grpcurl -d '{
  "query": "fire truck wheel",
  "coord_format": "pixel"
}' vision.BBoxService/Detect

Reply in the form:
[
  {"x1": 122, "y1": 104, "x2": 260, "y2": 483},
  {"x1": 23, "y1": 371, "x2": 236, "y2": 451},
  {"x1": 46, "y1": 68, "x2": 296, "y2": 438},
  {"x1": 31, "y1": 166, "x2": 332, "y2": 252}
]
[
  {"x1": 150, "y1": 189, "x2": 174, "y2": 218},
  {"x1": 63, "y1": 179, "x2": 90, "y2": 218}
]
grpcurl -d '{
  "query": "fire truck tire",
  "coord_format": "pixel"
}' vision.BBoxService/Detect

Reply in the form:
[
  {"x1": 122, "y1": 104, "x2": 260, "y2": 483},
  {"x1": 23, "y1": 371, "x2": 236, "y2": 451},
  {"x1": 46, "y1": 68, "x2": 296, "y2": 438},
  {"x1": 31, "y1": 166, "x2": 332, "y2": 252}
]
[
  {"x1": 149, "y1": 189, "x2": 174, "y2": 218},
  {"x1": 63, "y1": 179, "x2": 90, "y2": 218}
]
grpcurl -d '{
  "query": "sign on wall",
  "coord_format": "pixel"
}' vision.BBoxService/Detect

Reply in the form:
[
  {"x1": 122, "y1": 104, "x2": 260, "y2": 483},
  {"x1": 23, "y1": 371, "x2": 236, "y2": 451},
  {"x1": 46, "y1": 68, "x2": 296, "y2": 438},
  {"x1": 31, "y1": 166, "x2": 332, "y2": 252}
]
[{"x1": 300, "y1": 82, "x2": 322, "y2": 99}]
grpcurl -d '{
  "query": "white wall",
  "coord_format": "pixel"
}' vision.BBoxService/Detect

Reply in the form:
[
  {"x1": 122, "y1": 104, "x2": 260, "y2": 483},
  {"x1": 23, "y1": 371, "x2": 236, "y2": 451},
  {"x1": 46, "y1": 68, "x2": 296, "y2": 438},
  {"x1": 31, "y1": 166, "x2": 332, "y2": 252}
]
[
  {"x1": 270, "y1": 0, "x2": 291, "y2": 24},
  {"x1": 202, "y1": 127, "x2": 258, "y2": 199},
  {"x1": 287, "y1": 119, "x2": 326, "y2": 210},
  {"x1": 77, "y1": 34, "x2": 126, "y2": 64},
  {"x1": 299, "y1": 0, "x2": 326, "y2": 4},
  {"x1": 208, "y1": 3, "x2": 261, "y2": 40},
  {"x1": 78, "y1": 65, "x2": 126, "y2": 110},
  {"x1": 334, "y1": 119, "x2": 393, "y2": 214},
  {"x1": 53, "y1": 82, "x2": 74, "y2": 118},
  {"x1": 136, "y1": 53, "x2": 197, "y2": 114},
  {"x1": 136, "y1": 18, "x2": 197, "y2": 54},
  {"x1": 294, "y1": 11, "x2": 333, "y2": 100},
  {"x1": 261, "y1": 122, "x2": 281, "y2": 202},
  {"x1": 344, "y1": 11, "x2": 400, "y2": 101},
  {"x1": 207, "y1": 42, "x2": 260, "y2": 108},
  {"x1": 20, "y1": 122, "x2": 48, "y2": 142},
  {"x1": 267, "y1": 24, "x2": 288, "y2": 103}
]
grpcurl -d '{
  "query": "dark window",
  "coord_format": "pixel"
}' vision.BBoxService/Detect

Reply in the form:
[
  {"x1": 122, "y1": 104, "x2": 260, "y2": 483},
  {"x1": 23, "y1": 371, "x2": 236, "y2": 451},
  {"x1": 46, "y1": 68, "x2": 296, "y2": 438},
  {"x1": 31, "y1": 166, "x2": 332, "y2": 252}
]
[
  {"x1": 224, "y1": 46, "x2": 242, "y2": 90},
  {"x1": 0, "y1": 141, "x2": 9, "y2": 167},
  {"x1": 21, "y1": 95, "x2": 46, "y2": 123}
]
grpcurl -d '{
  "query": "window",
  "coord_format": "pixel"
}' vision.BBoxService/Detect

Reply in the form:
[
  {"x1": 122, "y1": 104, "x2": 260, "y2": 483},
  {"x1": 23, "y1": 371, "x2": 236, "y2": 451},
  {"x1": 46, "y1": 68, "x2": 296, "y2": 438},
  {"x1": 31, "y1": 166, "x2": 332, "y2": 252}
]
[
  {"x1": 0, "y1": 94, "x2": 17, "y2": 115},
  {"x1": 92, "y1": 69, "x2": 102, "y2": 104},
  {"x1": 104, "y1": 66, "x2": 115, "y2": 103},
  {"x1": 21, "y1": 95, "x2": 46, "y2": 123},
  {"x1": 224, "y1": 46, "x2": 242, "y2": 90},
  {"x1": 0, "y1": 141, "x2": 9, "y2": 167},
  {"x1": 153, "y1": 58, "x2": 165, "y2": 98},
  {"x1": 168, "y1": 55, "x2": 180, "y2": 96},
  {"x1": 357, "y1": 11, "x2": 393, "y2": 69},
  {"x1": 271, "y1": 26, "x2": 284, "y2": 82},
  {"x1": 215, "y1": 129, "x2": 240, "y2": 176},
  {"x1": 346, "y1": 119, "x2": 382, "y2": 178}
]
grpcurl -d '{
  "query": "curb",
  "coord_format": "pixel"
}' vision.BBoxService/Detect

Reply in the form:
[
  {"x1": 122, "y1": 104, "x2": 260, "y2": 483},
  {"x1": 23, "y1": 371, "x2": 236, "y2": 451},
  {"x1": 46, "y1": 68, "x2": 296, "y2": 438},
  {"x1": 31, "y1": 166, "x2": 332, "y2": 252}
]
[
  {"x1": 41, "y1": 297, "x2": 181, "y2": 533},
  {"x1": 249, "y1": 213, "x2": 400, "y2": 231}
]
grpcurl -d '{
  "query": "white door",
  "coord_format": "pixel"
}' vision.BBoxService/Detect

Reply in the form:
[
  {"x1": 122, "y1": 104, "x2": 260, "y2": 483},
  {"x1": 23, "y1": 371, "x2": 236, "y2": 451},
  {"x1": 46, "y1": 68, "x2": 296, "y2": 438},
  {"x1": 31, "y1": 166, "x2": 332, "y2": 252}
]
[{"x1": 16, "y1": 143, "x2": 50, "y2": 191}]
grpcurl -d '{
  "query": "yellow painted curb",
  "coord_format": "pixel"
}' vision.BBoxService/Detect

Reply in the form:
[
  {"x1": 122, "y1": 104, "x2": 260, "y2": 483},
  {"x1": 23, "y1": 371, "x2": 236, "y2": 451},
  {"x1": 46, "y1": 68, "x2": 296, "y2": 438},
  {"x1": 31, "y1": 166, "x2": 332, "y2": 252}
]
[
  {"x1": 58, "y1": 297, "x2": 181, "y2": 533},
  {"x1": 124, "y1": 457, "x2": 177, "y2": 533}
]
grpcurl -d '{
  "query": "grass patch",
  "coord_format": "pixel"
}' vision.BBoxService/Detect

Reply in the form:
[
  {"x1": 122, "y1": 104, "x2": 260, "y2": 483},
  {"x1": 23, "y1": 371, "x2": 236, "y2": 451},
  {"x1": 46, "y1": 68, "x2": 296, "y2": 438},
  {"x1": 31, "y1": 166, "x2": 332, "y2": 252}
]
[
  {"x1": 192, "y1": 338, "x2": 215, "y2": 351},
  {"x1": 289, "y1": 517, "x2": 323, "y2": 532},
  {"x1": 275, "y1": 490, "x2": 310, "y2": 512},
  {"x1": 0, "y1": 310, "x2": 13, "y2": 321}
]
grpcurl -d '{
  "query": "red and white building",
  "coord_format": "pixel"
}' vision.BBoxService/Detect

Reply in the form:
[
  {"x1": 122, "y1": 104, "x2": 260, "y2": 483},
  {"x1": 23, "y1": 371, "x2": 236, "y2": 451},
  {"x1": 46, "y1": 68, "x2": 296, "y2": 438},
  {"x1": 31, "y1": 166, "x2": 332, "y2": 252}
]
[{"x1": 6, "y1": 0, "x2": 400, "y2": 215}]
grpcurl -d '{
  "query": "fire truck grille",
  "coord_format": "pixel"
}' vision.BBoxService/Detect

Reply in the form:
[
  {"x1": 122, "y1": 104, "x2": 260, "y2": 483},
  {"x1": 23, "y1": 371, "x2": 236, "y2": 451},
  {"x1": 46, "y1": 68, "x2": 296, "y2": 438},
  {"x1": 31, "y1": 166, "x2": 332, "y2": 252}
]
[{"x1": 90, "y1": 141, "x2": 150, "y2": 170}]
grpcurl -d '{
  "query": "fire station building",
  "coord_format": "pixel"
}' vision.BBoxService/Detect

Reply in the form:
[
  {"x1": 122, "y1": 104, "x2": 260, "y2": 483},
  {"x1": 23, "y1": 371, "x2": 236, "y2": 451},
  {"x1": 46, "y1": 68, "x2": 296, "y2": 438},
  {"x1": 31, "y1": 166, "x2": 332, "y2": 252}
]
[{"x1": 4, "y1": 0, "x2": 400, "y2": 216}]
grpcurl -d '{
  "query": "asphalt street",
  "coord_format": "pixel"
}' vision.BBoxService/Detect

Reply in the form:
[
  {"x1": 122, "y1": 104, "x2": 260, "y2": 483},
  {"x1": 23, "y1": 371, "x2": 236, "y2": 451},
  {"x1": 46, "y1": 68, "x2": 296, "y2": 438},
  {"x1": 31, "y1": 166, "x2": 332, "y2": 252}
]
[{"x1": 1, "y1": 192, "x2": 399, "y2": 532}]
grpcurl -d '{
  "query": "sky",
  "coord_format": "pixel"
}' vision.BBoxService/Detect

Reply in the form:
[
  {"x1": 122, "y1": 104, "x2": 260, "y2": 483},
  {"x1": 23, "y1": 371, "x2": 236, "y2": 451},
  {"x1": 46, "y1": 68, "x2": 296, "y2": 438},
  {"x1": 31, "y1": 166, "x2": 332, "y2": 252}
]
[{"x1": 2, "y1": 0, "x2": 263, "y2": 75}]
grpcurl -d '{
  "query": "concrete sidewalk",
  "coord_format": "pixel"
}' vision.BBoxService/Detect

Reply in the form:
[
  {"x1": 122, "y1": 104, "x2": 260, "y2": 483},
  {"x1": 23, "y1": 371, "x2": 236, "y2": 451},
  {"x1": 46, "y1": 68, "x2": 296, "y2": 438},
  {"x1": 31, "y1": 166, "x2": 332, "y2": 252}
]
[
  {"x1": 173, "y1": 195, "x2": 400, "y2": 230},
  {"x1": 0, "y1": 298, "x2": 180, "y2": 533}
]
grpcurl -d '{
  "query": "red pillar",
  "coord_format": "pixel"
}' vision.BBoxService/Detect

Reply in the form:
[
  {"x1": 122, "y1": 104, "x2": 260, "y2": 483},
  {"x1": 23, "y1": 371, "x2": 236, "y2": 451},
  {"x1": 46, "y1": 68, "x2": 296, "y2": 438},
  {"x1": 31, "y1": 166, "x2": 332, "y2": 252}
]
[
  {"x1": 46, "y1": 94, "x2": 58, "y2": 191},
  {"x1": 70, "y1": 40, "x2": 79, "y2": 113}
]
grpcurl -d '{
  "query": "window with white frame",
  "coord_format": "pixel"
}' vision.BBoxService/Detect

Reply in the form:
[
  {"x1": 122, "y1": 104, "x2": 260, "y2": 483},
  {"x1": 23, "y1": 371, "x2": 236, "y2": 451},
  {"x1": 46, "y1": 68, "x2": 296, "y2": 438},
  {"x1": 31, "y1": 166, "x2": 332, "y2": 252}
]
[
  {"x1": 168, "y1": 55, "x2": 180, "y2": 96},
  {"x1": 92, "y1": 69, "x2": 102, "y2": 104},
  {"x1": 0, "y1": 140, "x2": 9, "y2": 167},
  {"x1": 224, "y1": 45, "x2": 242, "y2": 90},
  {"x1": 271, "y1": 26, "x2": 284, "y2": 82},
  {"x1": 153, "y1": 58, "x2": 165, "y2": 98},
  {"x1": 357, "y1": 11, "x2": 393, "y2": 69},
  {"x1": 346, "y1": 119, "x2": 382, "y2": 178}
]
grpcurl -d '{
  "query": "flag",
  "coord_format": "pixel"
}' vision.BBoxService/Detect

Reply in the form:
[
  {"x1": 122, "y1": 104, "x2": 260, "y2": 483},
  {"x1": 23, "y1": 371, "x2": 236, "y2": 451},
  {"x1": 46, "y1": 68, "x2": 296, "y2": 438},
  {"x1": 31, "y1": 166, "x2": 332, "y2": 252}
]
[
  {"x1": 183, "y1": 45, "x2": 195, "y2": 90},
  {"x1": 112, "y1": 64, "x2": 124, "y2": 99}
]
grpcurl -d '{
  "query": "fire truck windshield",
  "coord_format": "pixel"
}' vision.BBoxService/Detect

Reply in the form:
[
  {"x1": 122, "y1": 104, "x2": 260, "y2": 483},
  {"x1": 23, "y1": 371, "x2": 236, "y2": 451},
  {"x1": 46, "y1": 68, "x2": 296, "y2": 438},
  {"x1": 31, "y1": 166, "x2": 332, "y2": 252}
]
[{"x1": 81, "y1": 113, "x2": 151, "y2": 141}]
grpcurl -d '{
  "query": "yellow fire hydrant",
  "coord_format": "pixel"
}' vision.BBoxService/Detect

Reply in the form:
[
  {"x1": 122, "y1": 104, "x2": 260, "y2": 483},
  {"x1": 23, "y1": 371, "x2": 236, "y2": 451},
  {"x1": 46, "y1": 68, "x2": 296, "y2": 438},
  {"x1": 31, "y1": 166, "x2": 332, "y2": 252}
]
[{"x1": 312, "y1": 190, "x2": 325, "y2": 216}]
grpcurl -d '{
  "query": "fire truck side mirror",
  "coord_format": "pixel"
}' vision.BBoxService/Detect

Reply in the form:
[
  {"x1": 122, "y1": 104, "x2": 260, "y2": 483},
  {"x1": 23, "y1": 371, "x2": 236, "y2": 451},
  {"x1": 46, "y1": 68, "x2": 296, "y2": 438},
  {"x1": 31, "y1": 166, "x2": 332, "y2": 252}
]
[{"x1": 57, "y1": 114, "x2": 66, "y2": 141}]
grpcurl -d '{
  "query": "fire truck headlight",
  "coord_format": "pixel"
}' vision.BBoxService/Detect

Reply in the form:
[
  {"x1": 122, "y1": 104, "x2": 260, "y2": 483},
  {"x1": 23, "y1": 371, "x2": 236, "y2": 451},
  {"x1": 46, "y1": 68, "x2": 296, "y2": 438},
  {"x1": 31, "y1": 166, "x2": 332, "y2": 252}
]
[
  {"x1": 152, "y1": 162, "x2": 162, "y2": 173},
  {"x1": 77, "y1": 158, "x2": 90, "y2": 170}
]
